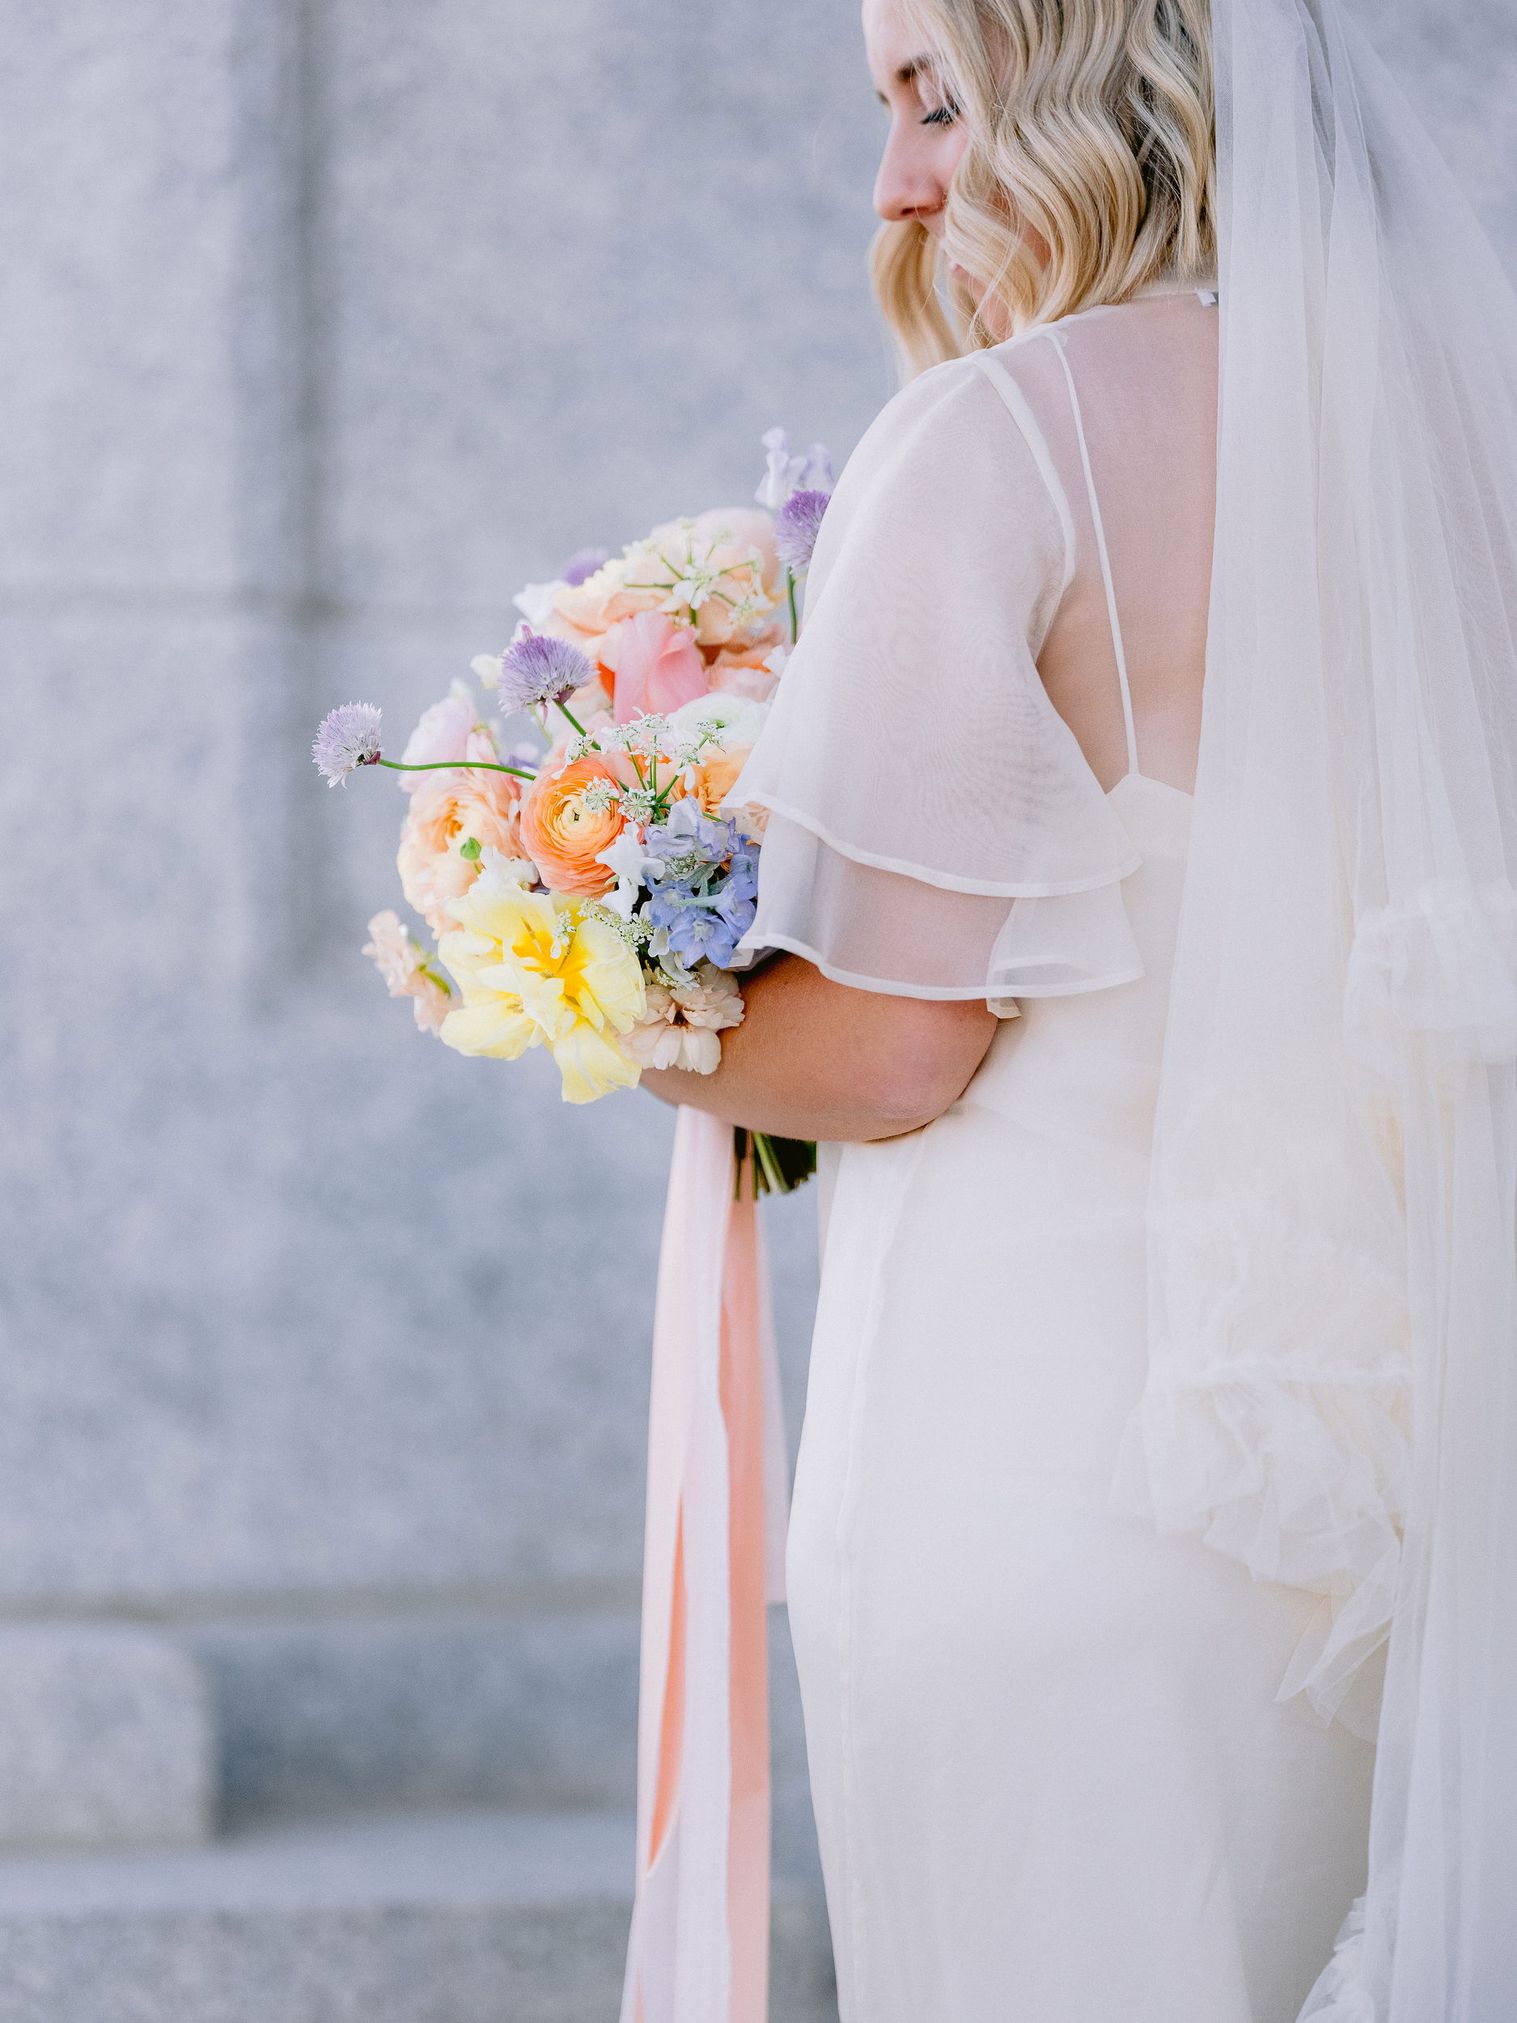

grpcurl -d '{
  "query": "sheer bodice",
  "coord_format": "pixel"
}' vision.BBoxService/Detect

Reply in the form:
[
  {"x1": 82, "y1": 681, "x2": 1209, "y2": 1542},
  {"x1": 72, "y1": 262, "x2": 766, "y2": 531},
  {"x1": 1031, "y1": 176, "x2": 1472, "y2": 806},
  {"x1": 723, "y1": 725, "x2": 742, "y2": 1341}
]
[{"x1": 727, "y1": 275, "x2": 1220, "y2": 1010}]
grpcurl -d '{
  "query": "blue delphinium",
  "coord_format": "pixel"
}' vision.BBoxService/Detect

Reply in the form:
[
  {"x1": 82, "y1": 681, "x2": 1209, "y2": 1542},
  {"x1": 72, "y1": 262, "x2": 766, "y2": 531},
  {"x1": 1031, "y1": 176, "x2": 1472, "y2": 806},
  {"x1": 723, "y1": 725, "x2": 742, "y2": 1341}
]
[
  {"x1": 640, "y1": 801, "x2": 759, "y2": 971},
  {"x1": 642, "y1": 798, "x2": 736, "y2": 872}
]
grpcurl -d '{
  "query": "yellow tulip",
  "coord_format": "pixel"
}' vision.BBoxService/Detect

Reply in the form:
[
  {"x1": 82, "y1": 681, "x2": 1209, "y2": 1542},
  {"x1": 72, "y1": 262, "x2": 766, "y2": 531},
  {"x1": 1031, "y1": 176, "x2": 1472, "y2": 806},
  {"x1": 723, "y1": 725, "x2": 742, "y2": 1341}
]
[{"x1": 436, "y1": 879, "x2": 646, "y2": 1103}]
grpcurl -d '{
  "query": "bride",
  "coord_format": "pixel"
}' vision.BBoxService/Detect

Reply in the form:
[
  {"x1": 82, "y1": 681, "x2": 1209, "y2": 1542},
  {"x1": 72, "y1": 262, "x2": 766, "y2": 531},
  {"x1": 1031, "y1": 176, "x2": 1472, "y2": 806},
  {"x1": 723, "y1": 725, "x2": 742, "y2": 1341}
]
[{"x1": 638, "y1": 1, "x2": 1517, "y2": 2017}]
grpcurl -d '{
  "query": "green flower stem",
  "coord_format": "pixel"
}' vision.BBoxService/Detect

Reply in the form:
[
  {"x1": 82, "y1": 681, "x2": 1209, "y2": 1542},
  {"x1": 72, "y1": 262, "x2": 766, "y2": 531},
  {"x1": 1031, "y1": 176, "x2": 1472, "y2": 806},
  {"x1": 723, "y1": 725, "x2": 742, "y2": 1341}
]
[
  {"x1": 377, "y1": 757, "x2": 536, "y2": 782},
  {"x1": 555, "y1": 699, "x2": 588, "y2": 737},
  {"x1": 754, "y1": 1130, "x2": 784, "y2": 1196},
  {"x1": 786, "y1": 568, "x2": 799, "y2": 644},
  {"x1": 733, "y1": 1126, "x2": 816, "y2": 1198}
]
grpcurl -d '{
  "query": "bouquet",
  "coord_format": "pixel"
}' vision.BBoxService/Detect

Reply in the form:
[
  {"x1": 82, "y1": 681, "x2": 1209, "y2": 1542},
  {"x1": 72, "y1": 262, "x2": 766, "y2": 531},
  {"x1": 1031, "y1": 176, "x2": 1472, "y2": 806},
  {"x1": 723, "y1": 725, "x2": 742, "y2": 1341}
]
[{"x1": 311, "y1": 429, "x2": 834, "y2": 1193}]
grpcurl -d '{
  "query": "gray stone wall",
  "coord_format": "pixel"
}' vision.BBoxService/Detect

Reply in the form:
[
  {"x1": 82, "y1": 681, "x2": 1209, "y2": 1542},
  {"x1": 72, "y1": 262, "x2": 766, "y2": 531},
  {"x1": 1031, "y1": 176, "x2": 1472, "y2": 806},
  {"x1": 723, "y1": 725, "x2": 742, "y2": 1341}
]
[{"x1": 1, "y1": 0, "x2": 1513, "y2": 2016}]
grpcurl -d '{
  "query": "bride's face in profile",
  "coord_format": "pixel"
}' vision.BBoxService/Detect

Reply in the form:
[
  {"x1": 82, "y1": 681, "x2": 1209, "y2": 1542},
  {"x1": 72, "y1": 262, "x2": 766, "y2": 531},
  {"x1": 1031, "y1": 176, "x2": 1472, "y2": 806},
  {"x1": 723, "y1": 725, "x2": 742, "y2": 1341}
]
[{"x1": 863, "y1": 0, "x2": 1016, "y2": 342}]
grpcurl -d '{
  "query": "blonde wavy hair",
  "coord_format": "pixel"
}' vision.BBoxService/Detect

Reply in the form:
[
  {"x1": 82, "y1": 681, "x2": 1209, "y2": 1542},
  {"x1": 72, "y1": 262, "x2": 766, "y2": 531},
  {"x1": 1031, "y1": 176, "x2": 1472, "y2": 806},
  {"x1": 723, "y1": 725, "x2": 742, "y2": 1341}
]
[{"x1": 873, "y1": 0, "x2": 1216, "y2": 375}]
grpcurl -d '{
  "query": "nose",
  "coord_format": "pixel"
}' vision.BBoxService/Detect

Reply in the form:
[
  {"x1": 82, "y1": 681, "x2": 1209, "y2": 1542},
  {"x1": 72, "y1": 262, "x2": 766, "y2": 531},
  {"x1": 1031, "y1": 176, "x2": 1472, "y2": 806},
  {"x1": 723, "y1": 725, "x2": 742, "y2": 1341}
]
[{"x1": 873, "y1": 123, "x2": 945, "y2": 225}]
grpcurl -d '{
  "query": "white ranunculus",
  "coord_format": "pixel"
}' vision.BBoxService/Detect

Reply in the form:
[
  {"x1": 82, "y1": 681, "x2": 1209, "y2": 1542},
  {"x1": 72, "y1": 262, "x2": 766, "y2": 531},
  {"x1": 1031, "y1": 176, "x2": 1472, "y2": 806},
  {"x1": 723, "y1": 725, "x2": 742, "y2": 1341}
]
[
  {"x1": 666, "y1": 692, "x2": 769, "y2": 749},
  {"x1": 511, "y1": 578, "x2": 566, "y2": 630}
]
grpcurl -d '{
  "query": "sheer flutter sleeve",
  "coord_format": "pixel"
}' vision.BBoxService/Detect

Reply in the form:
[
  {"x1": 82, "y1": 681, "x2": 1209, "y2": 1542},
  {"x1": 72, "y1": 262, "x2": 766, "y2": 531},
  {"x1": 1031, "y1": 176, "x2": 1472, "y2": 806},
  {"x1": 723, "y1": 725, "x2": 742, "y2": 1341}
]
[{"x1": 721, "y1": 349, "x2": 1143, "y2": 1012}]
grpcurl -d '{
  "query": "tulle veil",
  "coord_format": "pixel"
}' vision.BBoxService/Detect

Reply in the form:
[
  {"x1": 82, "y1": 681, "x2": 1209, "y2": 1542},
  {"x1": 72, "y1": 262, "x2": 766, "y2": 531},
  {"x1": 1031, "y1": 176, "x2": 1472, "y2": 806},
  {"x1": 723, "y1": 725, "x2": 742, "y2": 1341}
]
[{"x1": 1108, "y1": 0, "x2": 1517, "y2": 2011}]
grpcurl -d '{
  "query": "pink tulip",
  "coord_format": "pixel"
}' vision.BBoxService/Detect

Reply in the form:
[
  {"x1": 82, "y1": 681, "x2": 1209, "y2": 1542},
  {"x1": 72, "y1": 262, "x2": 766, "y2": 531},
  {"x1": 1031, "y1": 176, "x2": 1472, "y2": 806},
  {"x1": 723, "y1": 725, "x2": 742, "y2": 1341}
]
[{"x1": 609, "y1": 611, "x2": 710, "y2": 724}]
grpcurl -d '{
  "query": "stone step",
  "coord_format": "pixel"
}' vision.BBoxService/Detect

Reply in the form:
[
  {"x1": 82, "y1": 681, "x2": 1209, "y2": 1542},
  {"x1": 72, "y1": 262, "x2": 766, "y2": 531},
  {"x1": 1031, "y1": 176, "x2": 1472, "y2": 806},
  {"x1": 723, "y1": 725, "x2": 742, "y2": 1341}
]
[
  {"x1": 181, "y1": 1604, "x2": 826, "y2": 1885},
  {"x1": 0, "y1": 1627, "x2": 215, "y2": 1849},
  {"x1": 0, "y1": 1802, "x2": 838, "y2": 2023},
  {"x1": 182, "y1": 1607, "x2": 642, "y2": 1827}
]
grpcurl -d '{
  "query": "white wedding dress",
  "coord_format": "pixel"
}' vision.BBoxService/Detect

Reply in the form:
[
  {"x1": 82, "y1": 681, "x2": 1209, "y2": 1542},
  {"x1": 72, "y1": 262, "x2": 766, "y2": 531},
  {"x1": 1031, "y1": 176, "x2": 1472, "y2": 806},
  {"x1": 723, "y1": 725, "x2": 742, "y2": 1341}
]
[{"x1": 742, "y1": 282, "x2": 1378, "y2": 2021}]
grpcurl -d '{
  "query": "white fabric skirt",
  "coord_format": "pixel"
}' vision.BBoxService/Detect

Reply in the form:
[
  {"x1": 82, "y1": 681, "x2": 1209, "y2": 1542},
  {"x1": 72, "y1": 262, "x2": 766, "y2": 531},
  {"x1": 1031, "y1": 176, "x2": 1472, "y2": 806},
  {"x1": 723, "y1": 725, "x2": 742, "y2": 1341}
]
[{"x1": 784, "y1": 780, "x2": 1376, "y2": 2023}]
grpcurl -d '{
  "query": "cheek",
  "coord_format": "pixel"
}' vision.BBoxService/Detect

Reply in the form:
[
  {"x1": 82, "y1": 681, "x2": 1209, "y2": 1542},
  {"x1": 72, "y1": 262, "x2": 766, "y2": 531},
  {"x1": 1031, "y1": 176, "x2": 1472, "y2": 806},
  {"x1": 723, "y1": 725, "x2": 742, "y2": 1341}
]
[{"x1": 938, "y1": 126, "x2": 971, "y2": 182}]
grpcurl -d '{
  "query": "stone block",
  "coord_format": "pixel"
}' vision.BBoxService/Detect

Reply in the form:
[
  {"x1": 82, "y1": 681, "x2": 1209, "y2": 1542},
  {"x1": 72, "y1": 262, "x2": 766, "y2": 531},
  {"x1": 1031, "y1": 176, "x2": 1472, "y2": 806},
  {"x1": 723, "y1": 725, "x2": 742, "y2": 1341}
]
[
  {"x1": 182, "y1": 1593, "x2": 824, "y2": 1883},
  {"x1": 0, "y1": 1627, "x2": 214, "y2": 1849},
  {"x1": 0, "y1": 587, "x2": 822, "y2": 1614},
  {"x1": 188, "y1": 1609, "x2": 641, "y2": 1824},
  {"x1": 314, "y1": 0, "x2": 892, "y2": 614},
  {"x1": 0, "y1": 1805, "x2": 838, "y2": 2023},
  {"x1": 0, "y1": 7, "x2": 305, "y2": 596}
]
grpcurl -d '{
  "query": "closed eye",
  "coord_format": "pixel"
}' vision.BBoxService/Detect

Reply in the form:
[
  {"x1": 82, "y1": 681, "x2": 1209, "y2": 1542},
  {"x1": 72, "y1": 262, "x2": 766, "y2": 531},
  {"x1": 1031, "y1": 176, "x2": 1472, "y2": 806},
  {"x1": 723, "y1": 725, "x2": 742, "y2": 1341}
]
[{"x1": 921, "y1": 103, "x2": 959, "y2": 127}]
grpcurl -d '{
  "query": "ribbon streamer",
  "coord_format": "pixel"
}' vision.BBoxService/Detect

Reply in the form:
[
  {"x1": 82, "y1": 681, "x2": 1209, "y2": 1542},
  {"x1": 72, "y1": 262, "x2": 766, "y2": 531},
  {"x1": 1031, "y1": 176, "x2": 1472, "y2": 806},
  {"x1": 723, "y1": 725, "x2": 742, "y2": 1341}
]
[{"x1": 620, "y1": 1105, "x2": 791, "y2": 2023}]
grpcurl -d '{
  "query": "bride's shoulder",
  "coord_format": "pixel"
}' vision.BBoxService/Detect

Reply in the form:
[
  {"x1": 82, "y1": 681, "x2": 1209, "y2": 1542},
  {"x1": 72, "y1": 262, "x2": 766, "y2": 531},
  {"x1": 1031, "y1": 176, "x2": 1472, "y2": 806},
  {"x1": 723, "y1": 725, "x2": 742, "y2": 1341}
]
[
  {"x1": 833, "y1": 345, "x2": 1061, "y2": 523},
  {"x1": 851, "y1": 348, "x2": 997, "y2": 454},
  {"x1": 808, "y1": 346, "x2": 1073, "y2": 627}
]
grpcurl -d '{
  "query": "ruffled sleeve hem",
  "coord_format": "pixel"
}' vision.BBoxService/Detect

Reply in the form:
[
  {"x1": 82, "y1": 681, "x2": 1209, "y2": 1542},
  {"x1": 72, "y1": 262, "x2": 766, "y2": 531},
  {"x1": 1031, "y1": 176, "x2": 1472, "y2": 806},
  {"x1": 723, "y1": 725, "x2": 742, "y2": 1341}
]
[
  {"x1": 728, "y1": 795, "x2": 1144, "y2": 1013},
  {"x1": 737, "y1": 790, "x2": 1142, "y2": 898},
  {"x1": 1344, "y1": 873, "x2": 1517, "y2": 1079},
  {"x1": 1294, "y1": 1895, "x2": 1377, "y2": 2022}
]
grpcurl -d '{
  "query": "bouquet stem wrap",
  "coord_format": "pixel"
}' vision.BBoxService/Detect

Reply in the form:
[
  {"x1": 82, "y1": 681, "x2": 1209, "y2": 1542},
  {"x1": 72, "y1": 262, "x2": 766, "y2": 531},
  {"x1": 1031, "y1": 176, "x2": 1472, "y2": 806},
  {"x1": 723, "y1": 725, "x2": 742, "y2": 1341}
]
[{"x1": 620, "y1": 1106, "x2": 791, "y2": 2023}]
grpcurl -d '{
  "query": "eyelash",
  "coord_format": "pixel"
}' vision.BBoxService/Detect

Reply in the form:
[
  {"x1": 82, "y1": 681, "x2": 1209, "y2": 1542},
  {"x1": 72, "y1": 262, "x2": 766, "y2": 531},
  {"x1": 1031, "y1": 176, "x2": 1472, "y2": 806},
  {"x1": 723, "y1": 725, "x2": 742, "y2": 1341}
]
[{"x1": 921, "y1": 103, "x2": 958, "y2": 127}]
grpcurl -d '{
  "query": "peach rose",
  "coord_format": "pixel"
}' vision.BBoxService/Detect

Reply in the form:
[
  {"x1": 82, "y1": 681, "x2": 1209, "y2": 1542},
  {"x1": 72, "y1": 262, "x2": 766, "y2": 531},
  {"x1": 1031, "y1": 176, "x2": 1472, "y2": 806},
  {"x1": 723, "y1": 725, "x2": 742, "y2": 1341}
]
[
  {"x1": 518, "y1": 752, "x2": 639, "y2": 897},
  {"x1": 687, "y1": 743, "x2": 753, "y2": 816},
  {"x1": 563, "y1": 512, "x2": 783, "y2": 650},
  {"x1": 685, "y1": 508, "x2": 783, "y2": 648},
  {"x1": 397, "y1": 765, "x2": 528, "y2": 938},
  {"x1": 707, "y1": 640, "x2": 783, "y2": 702},
  {"x1": 552, "y1": 556, "x2": 666, "y2": 639},
  {"x1": 668, "y1": 507, "x2": 782, "y2": 597}
]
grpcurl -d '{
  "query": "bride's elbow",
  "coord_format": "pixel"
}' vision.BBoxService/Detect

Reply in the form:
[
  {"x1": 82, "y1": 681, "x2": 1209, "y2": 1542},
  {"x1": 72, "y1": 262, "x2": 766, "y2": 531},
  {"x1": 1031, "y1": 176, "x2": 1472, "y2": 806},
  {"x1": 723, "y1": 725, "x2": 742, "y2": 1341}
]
[{"x1": 857, "y1": 998, "x2": 998, "y2": 1135}]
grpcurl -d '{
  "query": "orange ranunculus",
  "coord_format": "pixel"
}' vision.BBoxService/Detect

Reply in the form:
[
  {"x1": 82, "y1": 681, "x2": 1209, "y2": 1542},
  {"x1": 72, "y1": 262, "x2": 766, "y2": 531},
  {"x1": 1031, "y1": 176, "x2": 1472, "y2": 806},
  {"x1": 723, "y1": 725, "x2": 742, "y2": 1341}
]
[
  {"x1": 397, "y1": 764, "x2": 528, "y2": 938},
  {"x1": 518, "y1": 752, "x2": 638, "y2": 897}
]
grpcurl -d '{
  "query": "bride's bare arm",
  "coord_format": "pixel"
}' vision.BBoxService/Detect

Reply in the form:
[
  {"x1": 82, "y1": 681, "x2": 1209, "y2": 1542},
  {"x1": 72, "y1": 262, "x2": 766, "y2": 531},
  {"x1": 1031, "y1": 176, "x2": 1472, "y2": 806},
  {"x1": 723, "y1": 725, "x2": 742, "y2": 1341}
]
[{"x1": 638, "y1": 951, "x2": 999, "y2": 1143}]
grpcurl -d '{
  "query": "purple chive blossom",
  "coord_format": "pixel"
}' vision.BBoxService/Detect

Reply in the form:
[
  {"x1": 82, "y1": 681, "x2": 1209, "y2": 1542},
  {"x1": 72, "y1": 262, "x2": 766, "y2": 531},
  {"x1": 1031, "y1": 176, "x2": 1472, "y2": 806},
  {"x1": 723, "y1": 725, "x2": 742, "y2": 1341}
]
[
  {"x1": 495, "y1": 629, "x2": 596, "y2": 712},
  {"x1": 312, "y1": 702, "x2": 384, "y2": 787},
  {"x1": 774, "y1": 488, "x2": 831, "y2": 572},
  {"x1": 558, "y1": 545, "x2": 610, "y2": 587}
]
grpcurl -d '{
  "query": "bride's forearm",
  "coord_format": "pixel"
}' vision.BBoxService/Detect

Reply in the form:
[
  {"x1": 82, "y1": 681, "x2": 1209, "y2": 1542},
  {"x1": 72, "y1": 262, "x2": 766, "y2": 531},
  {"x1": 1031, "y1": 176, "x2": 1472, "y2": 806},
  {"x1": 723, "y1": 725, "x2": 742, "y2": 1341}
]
[{"x1": 638, "y1": 952, "x2": 999, "y2": 1143}]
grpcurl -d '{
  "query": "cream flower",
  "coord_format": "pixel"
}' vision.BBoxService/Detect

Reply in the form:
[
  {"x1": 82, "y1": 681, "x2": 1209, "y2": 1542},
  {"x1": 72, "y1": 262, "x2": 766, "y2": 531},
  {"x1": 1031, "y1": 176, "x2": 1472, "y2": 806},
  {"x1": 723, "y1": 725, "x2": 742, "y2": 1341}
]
[
  {"x1": 625, "y1": 966, "x2": 744, "y2": 1074},
  {"x1": 436, "y1": 882, "x2": 646, "y2": 1103},
  {"x1": 672, "y1": 964, "x2": 745, "y2": 1030},
  {"x1": 361, "y1": 909, "x2": 455, "y2": 1035}
]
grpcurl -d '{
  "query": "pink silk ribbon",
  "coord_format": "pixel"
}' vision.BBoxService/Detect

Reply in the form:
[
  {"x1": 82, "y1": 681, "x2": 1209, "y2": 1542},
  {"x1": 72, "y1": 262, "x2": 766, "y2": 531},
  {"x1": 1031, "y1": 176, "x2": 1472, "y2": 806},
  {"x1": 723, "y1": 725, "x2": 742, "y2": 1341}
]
[{"x1": 619, "y1": 1105, "x2": 792, "y2": 2023}]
